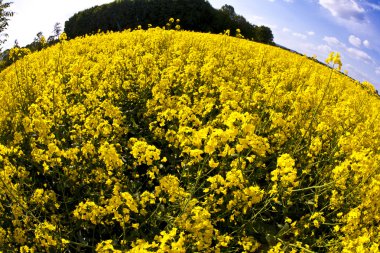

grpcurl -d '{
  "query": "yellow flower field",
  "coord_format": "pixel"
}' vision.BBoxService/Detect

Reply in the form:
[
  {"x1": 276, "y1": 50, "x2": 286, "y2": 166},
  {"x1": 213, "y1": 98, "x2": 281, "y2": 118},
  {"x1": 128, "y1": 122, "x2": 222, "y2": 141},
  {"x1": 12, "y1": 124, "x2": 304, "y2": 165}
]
[{"x1": 0, "y1": 28, "x2": 379, "y2": 252}]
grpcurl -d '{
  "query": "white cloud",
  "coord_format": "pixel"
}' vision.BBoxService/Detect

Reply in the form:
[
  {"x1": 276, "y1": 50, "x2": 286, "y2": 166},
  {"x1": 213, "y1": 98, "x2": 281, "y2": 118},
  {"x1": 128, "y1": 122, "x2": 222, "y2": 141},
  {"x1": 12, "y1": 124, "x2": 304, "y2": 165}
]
[
  {"x1": 319, "y1": 0, "x2": 366, "y2": 22},
  {"x1": 346, "y1": 47, "x2": 373, "y2": 63},
  {"x1": 307, "y1": 31, "x2": 315, "y2": 36},
  {"x1": 292, "y1": 32, "x2": 307, "y2": 39},
  {"x1": 376, "y1": 67, "x2": 380, "y2": 75},
  {"x1": 323, "y1": 36, "x2": 345, "y2": 47},
  {"x1": 282, "y1": 27, "x2": 291, "y2": 32},
  {"x1": 321, "y1": 35, "x2": 373, "y2": 65},
  {"x1": 348, "y1": 35, "x2": 361, "y2": 47},
  {"x1": 363, "y1": 40, "x2": 370, "y2": 48}
]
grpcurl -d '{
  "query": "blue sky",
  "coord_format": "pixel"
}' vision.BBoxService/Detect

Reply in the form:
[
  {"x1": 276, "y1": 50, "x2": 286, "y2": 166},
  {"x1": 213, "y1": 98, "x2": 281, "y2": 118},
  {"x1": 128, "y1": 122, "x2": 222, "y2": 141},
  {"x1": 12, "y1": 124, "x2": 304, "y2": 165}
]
[
  {"x1": 209, "y1": 0, "x2": 380, "y2": 90},
  {"x1": 3, "y1": 0, "x2": 380, "y2": 90}
]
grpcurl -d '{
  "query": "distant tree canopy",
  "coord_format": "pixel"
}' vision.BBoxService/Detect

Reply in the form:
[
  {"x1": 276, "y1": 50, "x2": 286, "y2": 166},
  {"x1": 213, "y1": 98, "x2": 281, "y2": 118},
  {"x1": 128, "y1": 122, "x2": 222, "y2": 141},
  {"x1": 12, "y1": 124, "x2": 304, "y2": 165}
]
[{"x1": 64, "y1": 0, "x2": 274, "y2": 44}]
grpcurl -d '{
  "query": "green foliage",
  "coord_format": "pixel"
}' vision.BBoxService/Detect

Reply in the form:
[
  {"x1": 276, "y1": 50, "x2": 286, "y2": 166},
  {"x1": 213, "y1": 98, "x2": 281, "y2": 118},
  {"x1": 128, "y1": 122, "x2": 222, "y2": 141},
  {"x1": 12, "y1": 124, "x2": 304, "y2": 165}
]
[{"x1": 255, "y1": 25, "x2": 274, "y2": 44}]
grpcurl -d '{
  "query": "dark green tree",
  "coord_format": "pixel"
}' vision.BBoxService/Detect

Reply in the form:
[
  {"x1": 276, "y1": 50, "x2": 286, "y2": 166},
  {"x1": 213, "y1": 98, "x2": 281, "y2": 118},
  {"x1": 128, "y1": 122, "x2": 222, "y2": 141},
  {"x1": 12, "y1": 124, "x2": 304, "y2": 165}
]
[
  {"x1": 220, "y1": 4, "x2": 236, "y2": 20},
  {"x1": 63, "y1": 0, "x2": 272, "y2": 44},
  {"x1": 255, "y1": 25, "x2": 274, "y2": 44}
]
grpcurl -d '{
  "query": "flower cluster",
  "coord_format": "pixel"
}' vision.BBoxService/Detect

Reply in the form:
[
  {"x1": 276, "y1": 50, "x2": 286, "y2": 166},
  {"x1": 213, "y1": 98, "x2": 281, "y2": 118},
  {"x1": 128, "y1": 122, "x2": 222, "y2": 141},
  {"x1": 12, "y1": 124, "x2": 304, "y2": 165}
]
[{"x1": 0, "y1": 27, "x2": 379, "y2": 252}]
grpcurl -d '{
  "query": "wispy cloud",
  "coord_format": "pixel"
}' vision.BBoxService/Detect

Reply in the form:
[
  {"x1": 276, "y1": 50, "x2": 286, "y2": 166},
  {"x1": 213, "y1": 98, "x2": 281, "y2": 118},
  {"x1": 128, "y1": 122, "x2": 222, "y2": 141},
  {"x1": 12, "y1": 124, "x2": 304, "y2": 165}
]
[
  {"x1": 323, "y1": 36, "x2": 346, "y2": 47},
  {"x1": 348, "y1": 35, "x2": 361, "y2": 47},
  {"x1": 318, "y1": 0, "x2": 366, "y2": 22},
  {"x1": 282, "y1": 28, "x2": 310, "y2": 40},
  {"x1": 267, "y1": 0, "x2": 294, "y2": 2},
  {"x1": 376, "y1": 67, "x2": 380, "y2": 75},
  {"x1": 363, "y1": 1, "x2": 380, "y2": 11},
  {"x1": 346, "y1": 47, "x2": 374, "y2": 64},
  {"x1": 293, "y1": 32, "x2": 307, "y2": 39},
  {"x1": 322, "y1": 36, "x2": 374, "y2": 64},
  {"x1": 307, "y1": 31, "x2": 315, "y2": 36}
]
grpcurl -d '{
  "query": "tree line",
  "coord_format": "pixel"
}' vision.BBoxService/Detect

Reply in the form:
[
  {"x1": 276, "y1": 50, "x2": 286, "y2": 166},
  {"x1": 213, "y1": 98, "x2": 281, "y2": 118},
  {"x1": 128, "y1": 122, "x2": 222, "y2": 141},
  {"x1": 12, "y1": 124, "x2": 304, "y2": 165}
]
[{"x1": 64, "y1": 0, "x2": 274, "y2": 44}]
